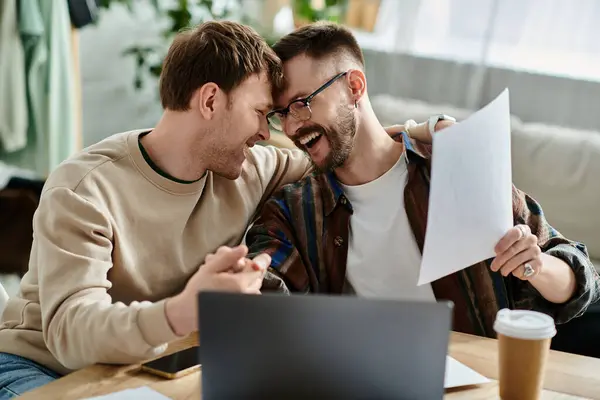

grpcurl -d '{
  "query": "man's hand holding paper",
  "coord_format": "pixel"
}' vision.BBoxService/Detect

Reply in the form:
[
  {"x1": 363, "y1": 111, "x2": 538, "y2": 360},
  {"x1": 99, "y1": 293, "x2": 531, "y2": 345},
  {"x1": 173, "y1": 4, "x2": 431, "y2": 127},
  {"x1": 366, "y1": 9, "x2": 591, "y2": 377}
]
[{"x1": 418, "y1": 88, "x2": 580, "y2": 306}]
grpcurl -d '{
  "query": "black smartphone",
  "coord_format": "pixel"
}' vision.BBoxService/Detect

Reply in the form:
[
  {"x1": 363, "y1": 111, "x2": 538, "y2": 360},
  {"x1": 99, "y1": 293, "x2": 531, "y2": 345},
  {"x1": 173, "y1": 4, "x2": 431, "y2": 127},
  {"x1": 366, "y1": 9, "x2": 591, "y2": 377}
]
[{"x1": 141, "y1": 346, "x2": 200, "y2": 379}]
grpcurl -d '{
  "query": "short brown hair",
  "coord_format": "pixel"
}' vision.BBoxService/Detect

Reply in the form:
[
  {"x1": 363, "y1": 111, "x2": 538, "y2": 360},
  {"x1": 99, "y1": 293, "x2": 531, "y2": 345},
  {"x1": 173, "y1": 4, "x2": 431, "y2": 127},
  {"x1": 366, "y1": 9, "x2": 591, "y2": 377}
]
[
  {"x1": 272, "y1": 21, "x2": 364, "y2": 66},
  {"x1": 159, "y1": 20, "x2": 282, "y2": 111}
]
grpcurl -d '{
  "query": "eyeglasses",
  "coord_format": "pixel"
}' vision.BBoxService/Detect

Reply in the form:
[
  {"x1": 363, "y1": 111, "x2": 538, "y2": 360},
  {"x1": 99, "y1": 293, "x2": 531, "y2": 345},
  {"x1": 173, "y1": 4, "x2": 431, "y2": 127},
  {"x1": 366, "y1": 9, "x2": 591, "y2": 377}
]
[{"x1": 267, "y1": 71, "x2": 348, "y2": 132}]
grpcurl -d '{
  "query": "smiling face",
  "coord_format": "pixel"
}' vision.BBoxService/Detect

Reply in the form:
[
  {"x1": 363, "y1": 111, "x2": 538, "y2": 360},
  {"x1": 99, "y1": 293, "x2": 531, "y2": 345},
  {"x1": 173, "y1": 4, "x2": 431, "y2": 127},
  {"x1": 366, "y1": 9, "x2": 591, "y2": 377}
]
[
  {"x1": 159, "y1": 20, "x2": 282, "y2": 181},
  {"x1": 203, "y1": 72, "x2": 273, "y2": 179},
  {"x1": 275, "y1": 55, "x2": 357, "y2": 172}
]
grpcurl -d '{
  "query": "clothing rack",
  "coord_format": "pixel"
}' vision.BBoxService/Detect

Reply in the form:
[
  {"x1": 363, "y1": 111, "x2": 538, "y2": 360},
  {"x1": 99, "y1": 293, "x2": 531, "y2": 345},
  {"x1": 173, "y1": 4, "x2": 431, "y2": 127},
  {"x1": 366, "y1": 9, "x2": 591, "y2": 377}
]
[{"x1": 0, "y1": 1, "x2": 85, "y2": 176}]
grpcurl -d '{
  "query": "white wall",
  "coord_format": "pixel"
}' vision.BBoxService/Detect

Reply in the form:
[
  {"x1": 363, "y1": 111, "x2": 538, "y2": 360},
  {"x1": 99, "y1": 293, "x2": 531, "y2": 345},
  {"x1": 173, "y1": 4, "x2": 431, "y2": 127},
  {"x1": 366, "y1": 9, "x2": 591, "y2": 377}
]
[{"x1": 80, "y1": 4, "x2": 165, "y2": 146}]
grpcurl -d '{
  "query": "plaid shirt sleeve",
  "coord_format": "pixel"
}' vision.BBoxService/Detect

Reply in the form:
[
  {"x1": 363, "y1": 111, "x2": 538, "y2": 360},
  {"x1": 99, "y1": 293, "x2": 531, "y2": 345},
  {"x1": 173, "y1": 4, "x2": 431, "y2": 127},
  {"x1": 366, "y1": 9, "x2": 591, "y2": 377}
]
[
  {"x1": 246, "y1": 190, "x2": 309, "y2": 294},
  {"x1": 510, "y1": 185, "x2": 600, "y2": 323}
]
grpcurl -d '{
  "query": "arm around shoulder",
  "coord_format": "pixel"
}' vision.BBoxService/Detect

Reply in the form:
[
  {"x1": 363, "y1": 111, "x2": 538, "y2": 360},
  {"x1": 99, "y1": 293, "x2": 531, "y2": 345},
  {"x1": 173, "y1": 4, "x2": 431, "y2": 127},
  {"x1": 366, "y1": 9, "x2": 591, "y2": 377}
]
[
  {"x1": 245, "y1": 189, "x2": 311, "y2": 293},
  {"x1": 36, "y1": 187, "x2": 180, "y2": 370},
  {"x1": 249, "y1": 144, "x2": 312, "y2": 203}
]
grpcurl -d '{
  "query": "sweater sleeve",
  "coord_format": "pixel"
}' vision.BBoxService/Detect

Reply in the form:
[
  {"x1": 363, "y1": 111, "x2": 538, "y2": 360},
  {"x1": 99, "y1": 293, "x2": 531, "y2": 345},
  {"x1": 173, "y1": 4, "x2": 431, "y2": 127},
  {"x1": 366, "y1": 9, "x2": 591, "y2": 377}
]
[
  {"x1": 248, "y1": 145, "x2": 312, "y2": 206},
  {"x1": 36, "y1": 187, "x2": 180, "y2": 370}
]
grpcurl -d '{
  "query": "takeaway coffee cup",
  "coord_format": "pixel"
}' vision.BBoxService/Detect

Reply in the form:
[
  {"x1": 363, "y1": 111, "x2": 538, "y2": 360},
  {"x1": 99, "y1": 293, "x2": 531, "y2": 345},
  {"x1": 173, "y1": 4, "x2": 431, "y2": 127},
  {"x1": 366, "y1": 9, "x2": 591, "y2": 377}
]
[{"x1": 493, "y1": 309, "x2": 556, "y2": 400}]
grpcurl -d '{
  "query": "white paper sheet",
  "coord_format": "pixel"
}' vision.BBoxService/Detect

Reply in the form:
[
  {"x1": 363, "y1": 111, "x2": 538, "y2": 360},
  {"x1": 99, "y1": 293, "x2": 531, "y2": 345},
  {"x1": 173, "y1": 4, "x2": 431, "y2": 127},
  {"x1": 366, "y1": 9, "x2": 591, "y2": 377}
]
[
  {"x1": 418, "y1": 89, "x2": 513, "y2": 285},
  {"x1": 84, "y1": 386, "x2": 172, "y2": 400},
  {"x1": 444, "y1": 356, "x2": 490, "y2": 388}
]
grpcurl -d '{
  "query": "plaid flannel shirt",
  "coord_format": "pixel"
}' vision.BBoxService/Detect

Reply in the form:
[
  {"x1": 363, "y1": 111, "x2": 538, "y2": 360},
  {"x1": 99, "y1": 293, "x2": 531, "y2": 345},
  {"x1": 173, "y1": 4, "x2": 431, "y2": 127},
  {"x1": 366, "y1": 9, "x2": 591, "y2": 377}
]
[{"x1": 246, "y1": 132, "x2": 600, "y2": 337}]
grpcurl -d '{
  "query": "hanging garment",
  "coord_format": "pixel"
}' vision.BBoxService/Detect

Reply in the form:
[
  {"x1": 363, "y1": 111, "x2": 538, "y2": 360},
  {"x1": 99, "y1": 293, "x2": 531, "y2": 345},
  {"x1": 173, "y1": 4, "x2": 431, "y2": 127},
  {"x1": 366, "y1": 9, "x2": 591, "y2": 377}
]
[
  {"x1": 2, "y1": 0, "x2": 77, "y2": 177},
  {"x1": 0, "y1": 0, "x2": 28, "y2": 153}
]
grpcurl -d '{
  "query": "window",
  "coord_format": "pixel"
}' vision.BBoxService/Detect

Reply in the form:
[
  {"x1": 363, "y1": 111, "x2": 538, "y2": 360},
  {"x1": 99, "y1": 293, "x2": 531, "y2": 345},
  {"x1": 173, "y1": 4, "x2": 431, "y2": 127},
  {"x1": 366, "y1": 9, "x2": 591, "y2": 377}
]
[{"x1": 356, "y1": 0, "x2": 600, "y2": 81}]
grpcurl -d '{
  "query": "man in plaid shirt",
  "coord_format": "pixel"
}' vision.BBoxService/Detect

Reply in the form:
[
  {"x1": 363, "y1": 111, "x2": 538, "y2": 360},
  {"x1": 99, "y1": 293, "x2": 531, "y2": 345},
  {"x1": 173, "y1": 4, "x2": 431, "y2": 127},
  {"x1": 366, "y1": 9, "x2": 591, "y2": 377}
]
[{"x1": 246, "y1": 22, "x2": 600, "y2": 337}]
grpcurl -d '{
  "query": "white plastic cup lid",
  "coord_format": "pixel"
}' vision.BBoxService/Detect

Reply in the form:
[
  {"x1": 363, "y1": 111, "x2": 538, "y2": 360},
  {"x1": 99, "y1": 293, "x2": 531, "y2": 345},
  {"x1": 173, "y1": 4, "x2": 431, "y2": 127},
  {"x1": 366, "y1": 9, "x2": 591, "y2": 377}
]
[{"x1": 493, "y1": 309, "x2": 556, "y2": 340}]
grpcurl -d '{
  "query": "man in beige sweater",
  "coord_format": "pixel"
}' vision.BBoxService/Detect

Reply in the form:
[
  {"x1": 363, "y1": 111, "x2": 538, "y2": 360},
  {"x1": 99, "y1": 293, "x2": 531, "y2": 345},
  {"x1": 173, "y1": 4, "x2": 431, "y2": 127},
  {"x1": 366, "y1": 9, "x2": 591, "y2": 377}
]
[{"x1": 0, "y1": 20, "x2": 312, "y2": 397}]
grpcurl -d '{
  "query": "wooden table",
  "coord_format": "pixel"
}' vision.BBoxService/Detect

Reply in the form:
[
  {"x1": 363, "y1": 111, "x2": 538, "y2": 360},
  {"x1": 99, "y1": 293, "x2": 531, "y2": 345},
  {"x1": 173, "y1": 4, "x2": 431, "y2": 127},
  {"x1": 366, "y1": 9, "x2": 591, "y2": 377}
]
[{"x1": 20, "y1": 332, "x2": 600, "y2": 400}]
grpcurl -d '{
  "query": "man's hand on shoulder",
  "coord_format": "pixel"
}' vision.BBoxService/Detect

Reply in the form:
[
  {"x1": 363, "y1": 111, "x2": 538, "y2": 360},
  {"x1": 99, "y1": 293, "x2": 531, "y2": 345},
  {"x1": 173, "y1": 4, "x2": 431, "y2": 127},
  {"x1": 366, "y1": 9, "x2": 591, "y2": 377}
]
[{"x1": 165, "y1": 245, "x2": 271, "y2": 336}]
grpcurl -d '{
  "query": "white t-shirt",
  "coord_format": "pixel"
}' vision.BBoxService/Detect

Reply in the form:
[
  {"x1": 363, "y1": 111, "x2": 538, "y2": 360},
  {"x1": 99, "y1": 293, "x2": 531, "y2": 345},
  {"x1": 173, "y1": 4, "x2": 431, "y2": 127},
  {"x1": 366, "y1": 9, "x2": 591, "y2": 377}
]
[{"x1": 341, "y1": 154, "x2": 436, "y2": 302}]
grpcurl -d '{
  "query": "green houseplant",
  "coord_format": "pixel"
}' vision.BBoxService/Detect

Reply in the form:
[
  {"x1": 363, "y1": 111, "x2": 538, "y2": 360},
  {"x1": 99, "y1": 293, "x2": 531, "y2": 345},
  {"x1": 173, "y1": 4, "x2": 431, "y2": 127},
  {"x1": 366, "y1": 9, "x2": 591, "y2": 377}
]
[
  {"x1": 292, "y1": 0, "x2": 346, "y2": 26},
  {"x1": 98, "y1": 0, "x2": 347, "y2": 89}
]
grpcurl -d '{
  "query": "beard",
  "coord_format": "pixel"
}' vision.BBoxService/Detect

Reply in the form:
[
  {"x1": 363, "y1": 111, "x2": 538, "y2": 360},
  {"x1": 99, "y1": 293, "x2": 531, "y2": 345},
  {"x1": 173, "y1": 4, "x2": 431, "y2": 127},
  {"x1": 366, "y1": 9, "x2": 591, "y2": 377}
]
[
  {"x1": 296, "y1": 104, "x2": 357, "y2": 174},
  {"x1": 202, "y1": 119, "x2": 248, "y2": 180},
  {"x1": 207, "y1": 144, "x2": 246, "y2": 180}
]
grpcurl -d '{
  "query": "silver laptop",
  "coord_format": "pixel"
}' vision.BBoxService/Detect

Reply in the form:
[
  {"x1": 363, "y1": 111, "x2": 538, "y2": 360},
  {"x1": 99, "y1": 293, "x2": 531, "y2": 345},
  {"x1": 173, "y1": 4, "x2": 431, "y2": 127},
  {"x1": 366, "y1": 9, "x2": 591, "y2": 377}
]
[{"x1": 198, "y1": 292, "x2": 453, "y2": 400}]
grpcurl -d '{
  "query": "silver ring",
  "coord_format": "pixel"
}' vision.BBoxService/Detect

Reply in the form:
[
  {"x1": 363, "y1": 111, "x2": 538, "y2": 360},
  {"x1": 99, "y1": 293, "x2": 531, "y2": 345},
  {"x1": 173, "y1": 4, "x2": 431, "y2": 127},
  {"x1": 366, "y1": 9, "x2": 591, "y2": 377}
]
[
  {"x1": 517, "y1": 225, "x2": 527, "y2": 239},
  {"x1": 523, "y1": 263, "x2": 535, "y2": 278}
]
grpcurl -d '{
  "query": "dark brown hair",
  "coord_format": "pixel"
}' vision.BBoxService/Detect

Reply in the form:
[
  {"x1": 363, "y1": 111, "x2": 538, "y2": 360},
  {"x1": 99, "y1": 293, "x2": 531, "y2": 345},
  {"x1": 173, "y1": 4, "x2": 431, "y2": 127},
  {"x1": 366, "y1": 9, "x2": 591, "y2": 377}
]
[
  {"x1": 272, "y1": 21, "x2": 364, "y2": 66},
  {"x1": 159, "y1": 20, "x2": 282, "y2": 111}
]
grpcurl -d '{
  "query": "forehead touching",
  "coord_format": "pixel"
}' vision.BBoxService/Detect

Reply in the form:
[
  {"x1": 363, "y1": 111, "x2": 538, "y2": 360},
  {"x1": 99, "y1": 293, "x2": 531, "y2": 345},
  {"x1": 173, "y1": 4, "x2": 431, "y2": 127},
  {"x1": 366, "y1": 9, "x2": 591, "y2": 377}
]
[
  {"x1": 275, "y1": 54, "x2": 336, "y2": 108},
  {"x1": 231, "y1": 71, "x2": 273, "y2": 111}
]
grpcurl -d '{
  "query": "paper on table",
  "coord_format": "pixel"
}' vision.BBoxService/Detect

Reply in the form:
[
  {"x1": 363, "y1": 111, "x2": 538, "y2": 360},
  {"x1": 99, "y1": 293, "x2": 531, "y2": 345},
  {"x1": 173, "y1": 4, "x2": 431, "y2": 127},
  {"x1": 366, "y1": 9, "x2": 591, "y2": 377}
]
[
  {"x1": 444, "y1": 356, "x2": 490, "y2": 388},
  {"x1": 84, "y1": 386, "x2": 172, "y2": 400},
  {"x1": 418, "y1": 89, "x2": 513, "y2": 285}
]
